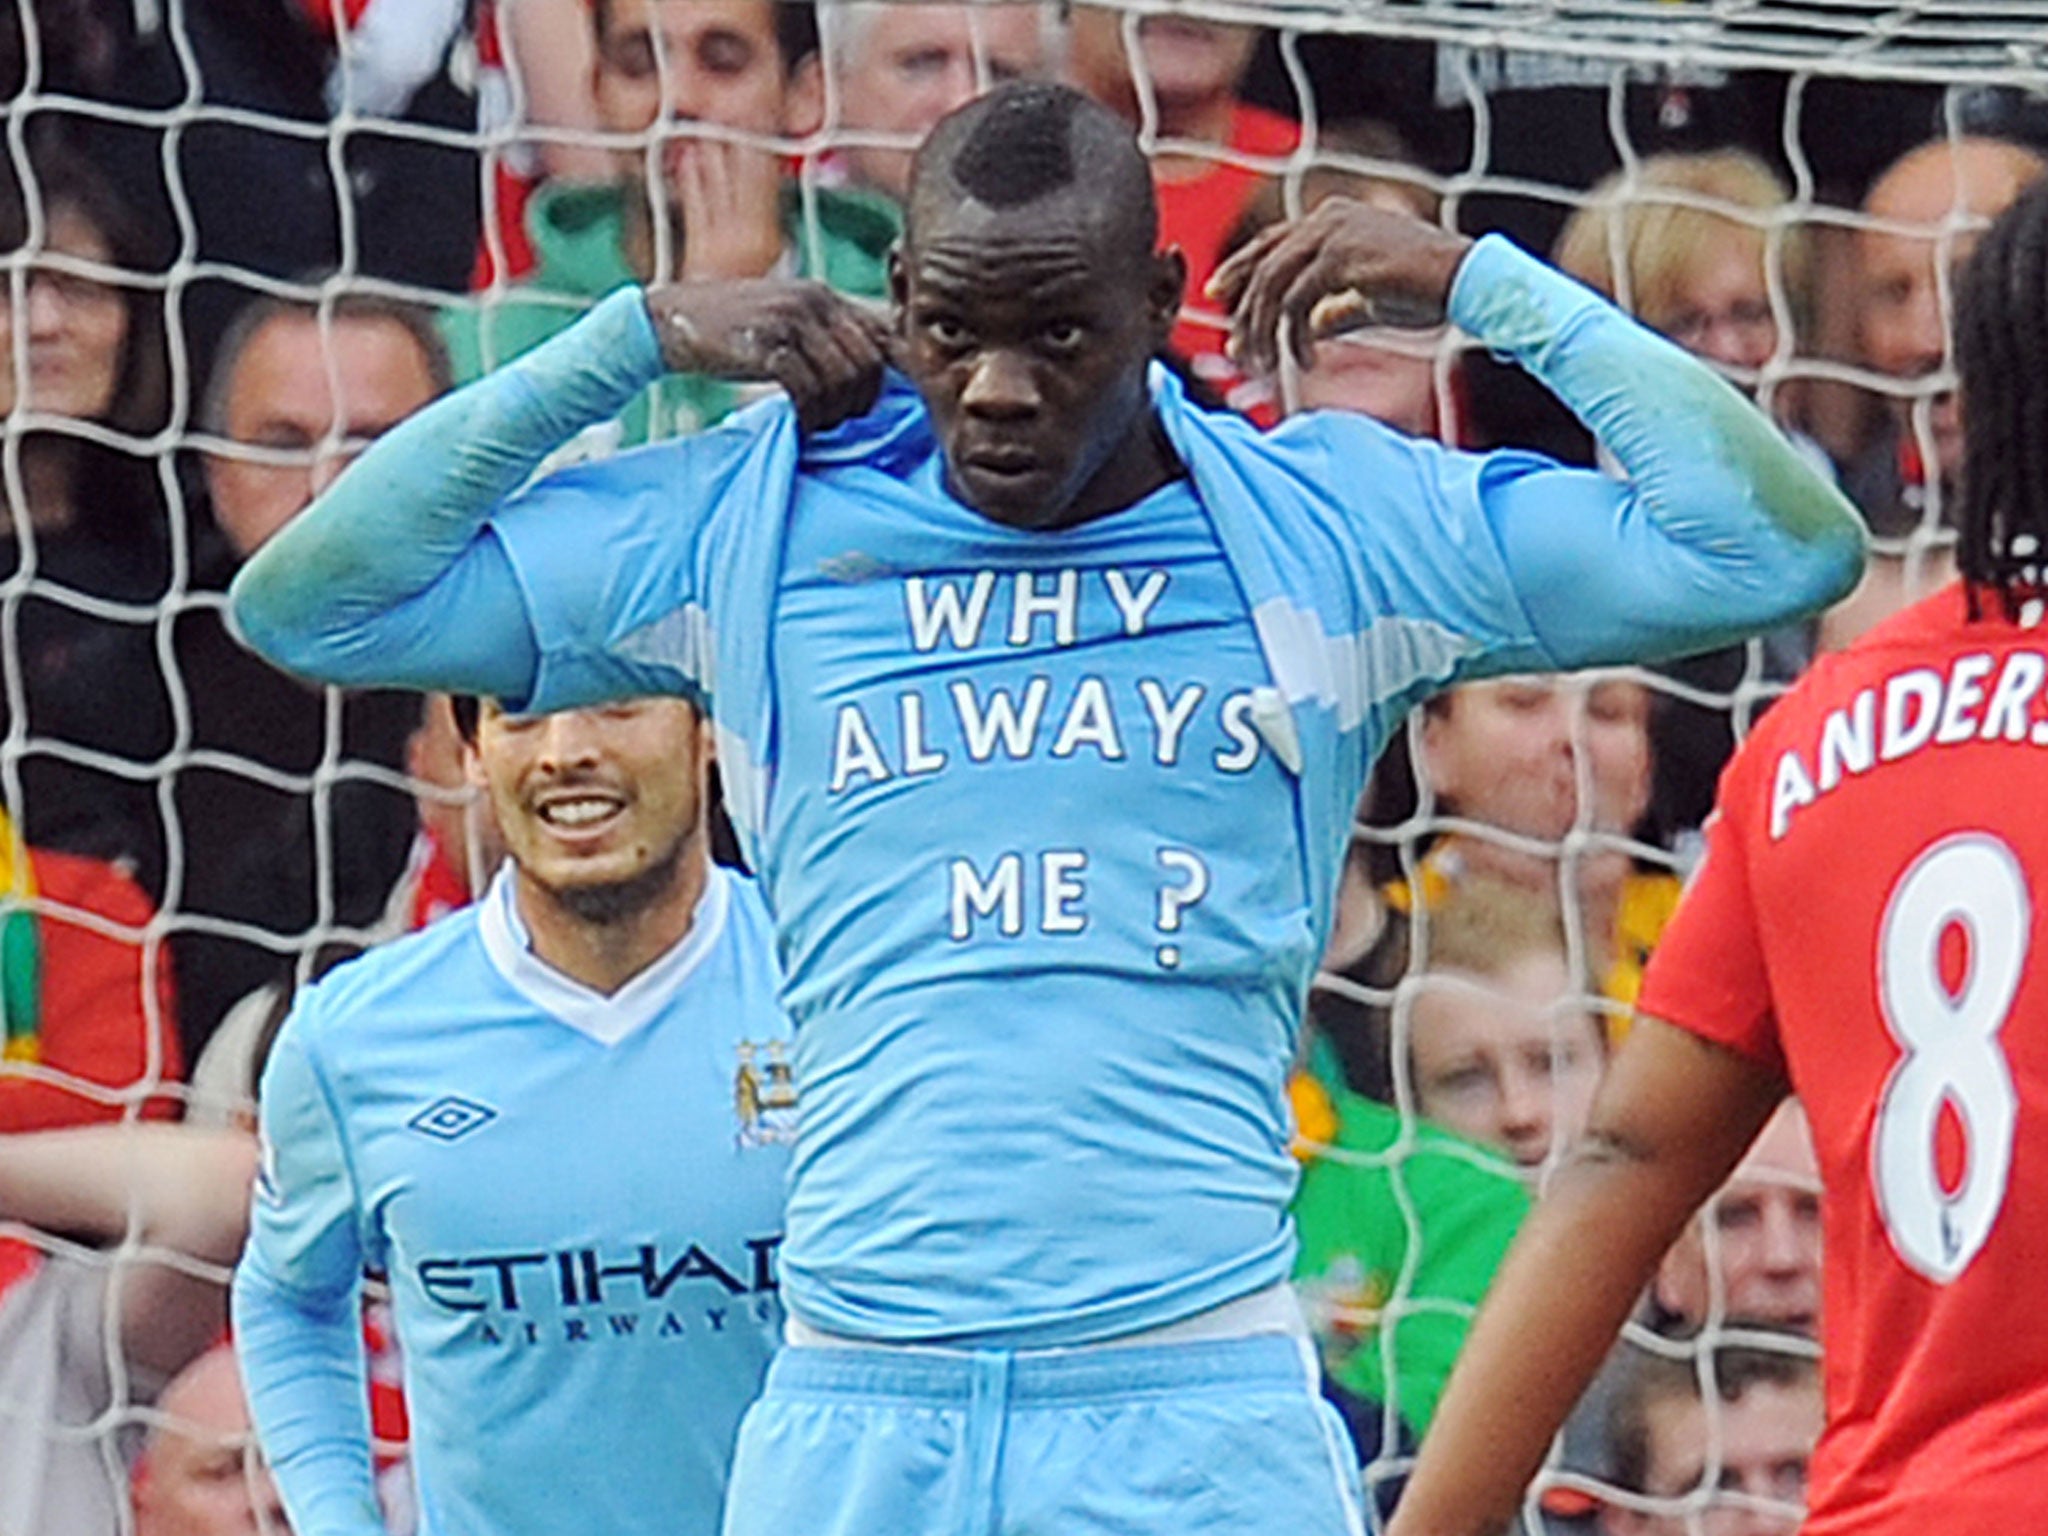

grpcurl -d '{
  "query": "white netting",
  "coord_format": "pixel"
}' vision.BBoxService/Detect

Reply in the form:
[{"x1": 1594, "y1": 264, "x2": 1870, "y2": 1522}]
[{"x1": 0, "y1": 0, "x2": 2030, "y2": 1531}]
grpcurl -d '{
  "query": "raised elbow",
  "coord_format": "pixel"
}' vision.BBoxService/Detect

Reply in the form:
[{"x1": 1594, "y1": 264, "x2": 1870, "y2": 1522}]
[
  {"x1": 1772, "y1": 485, "x2": 1868, "y2": 619},
  {"x1": 227, "y1": 554, "x2": 319, "y2": 677}
]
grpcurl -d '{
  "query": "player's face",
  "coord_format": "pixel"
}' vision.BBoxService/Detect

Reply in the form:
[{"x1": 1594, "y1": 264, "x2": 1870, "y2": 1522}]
[
  {"x1": 1606, "y1": 1382, "x2": 1820, "y2": 1536},
  {"x1": 469, "y1": 698, "x2": 709, "y2": 917},
  {"x1": 835, "y1": 4, "x2": 1049, "y2": 202},
  {"x1": 894, "y1": 197, "x2": 1183, "y2": 528},
  {"x1": 593, "y1": 0, "x2": 814, "y2": 174},
  {"x1": 1408, "y1": 951, "x2": 1606, "y2": 1167},
  {"x1": 0, "y1": 202, "x2": 127, "y2": 422},
  {"x1": 205, "y1": 314, "x2": 440, "y2": 560},
  {"x1": 1656, "y1": 1105, "x2": 1822, "y2": 1332},
  {"x1": 1068, "y1": 7, "x2": 1257, "y2": 113},
  {"x1": 1421, "y1": 676, "x2": 1653, "y2": 846}
]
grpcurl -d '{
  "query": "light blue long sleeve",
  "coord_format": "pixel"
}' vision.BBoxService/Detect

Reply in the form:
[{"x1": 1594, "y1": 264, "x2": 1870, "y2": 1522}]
[
  {"x1": 232, "y1": 1258, "x2": 380, "y2": 1536},
  {"x1": 229, "y1": 286, "x2": 668, "y2": 699},
  {"x1": 232, "y1": 1026, "x2": 383, "y2": 1536},
  {"x1": 1444, "y1": 234, "x2": 1866, "y2": 663}
]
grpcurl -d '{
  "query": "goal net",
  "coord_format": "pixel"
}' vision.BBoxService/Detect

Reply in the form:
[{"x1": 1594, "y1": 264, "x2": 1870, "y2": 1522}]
[{"x1": 0, "y1": 0, "x2": 2037, "y2": 1530}]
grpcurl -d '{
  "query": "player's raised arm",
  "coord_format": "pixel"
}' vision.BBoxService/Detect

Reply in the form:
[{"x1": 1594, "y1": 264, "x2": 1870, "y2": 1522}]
[
  {"x1": 1384, "y1": 1017, "x2": 1787, "y2": 1536},
  {"x1": 1213, "y1": 201, "x2": 1867, "y2": 666},
  {"x1": 228, "y1": 280, "x2": 891, "y2": 699}
]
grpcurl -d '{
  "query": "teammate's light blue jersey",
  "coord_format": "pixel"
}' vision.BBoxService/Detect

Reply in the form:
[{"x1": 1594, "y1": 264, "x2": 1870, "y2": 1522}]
[
  {"x1": 232, "y1": 236, "x2": 1866, "y2": 1351},
  {"x1": 233, "y1": 865, "x2": 792, "y2": 1536}
]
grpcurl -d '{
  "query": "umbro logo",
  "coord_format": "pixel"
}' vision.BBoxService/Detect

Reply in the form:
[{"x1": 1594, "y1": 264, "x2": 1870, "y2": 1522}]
[{"x1": 408, "y1": 1096, "x2": 498, "y2": 1142}]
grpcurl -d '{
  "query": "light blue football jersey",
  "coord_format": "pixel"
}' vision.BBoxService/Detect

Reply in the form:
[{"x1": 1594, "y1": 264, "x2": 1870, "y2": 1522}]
[
  {"x1": 230, "y1": 235, "x2": 1866, "y2": 1354},
  {"x1": 762, "y1": 463, "x2": 1313, "y2": 1342},
  {"x1": 235, "y1": 865, "x2": 792, "y2": 1536}
]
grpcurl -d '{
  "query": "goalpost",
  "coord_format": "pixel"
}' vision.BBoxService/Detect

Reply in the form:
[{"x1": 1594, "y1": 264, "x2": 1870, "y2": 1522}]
[{"x1": 0, "y1": 1, "x2": 2041, "y2": 1531}]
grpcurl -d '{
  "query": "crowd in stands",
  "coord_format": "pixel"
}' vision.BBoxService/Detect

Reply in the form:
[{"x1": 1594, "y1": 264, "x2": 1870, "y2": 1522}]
[{"x1": 0, "y1": 2, "x2": 2036, "y2": 1531}]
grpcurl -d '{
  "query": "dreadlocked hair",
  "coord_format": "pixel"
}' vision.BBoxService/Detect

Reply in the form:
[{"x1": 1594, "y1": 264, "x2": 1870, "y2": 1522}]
[{"x1": 1956, "y1": 175, "x2": 2048, "y2": 618}]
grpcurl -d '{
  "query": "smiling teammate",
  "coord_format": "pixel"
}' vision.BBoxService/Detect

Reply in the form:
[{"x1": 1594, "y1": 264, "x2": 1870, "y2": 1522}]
[
  {"x1": 229, "y1": 83, "x2": 1861, "y2": 1535},
  {"x1": 233, "y1": 697, "x2": 792, "y2": 1535}
]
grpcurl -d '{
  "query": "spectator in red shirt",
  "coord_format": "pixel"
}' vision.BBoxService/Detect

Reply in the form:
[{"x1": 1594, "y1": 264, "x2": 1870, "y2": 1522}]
[
  {"x1": 1066, "y1": 6, "x2": 1296, "y2": 390},
  {"x1": 0, "y1": 821, "x2": 184, "y2": 1131}
]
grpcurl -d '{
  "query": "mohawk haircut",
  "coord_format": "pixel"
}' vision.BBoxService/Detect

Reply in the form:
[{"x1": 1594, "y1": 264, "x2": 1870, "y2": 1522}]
[
  {"x1": 950, "y1": 83, "x2": 1080, "y2": 207},
  {"x1": 1957, "y1": 174, "x2": 2048, "y2": 614},
  {"x1": 909, "y1": 81, "x2": 1158, "y2": 255}
]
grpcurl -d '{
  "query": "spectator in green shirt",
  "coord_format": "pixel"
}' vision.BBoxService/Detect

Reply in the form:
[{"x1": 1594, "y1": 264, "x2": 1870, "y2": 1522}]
[
  {"x1": 444, "y1": 0, "x2": 902, "y2": 445},
  {"x1": 1294, "y1": 875, "x2": 1609, "y2": 1456}
]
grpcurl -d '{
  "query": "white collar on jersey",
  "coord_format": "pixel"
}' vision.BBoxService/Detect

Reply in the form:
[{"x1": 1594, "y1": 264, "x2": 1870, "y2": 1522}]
[{"x1": 476, "y1": 861, "x2": 731, "y2": 1046}]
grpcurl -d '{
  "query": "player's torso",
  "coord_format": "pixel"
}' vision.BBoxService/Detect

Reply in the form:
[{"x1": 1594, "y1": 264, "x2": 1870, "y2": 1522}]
[
  {"x1": 757, "y1": 454, "x2": 1320, "y2": 1343},
  {"x1": 323, "y1": 878, "x2": 790, "y2": 1530},
  {"x1": 767, "y1": 454, "x2": 1316, "y2": 1005},
  {"x1": 1738, "y1": 587, "x2": 2048, "y2": 1525}
]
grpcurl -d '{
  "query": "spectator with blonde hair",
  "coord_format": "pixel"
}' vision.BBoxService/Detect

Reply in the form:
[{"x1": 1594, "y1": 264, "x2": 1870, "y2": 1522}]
[{"x1": 1554, "y1": 149, "x2": 1808, "y2": 379}]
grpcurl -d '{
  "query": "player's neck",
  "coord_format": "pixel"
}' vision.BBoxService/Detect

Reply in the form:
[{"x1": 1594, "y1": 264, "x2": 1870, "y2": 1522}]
[
  {"x1": 513, "y1": 841, "x2": 712, "y2": 996},
  {"x1": 1056, "y1": 413, "x2": 1187, "y2": 528}
]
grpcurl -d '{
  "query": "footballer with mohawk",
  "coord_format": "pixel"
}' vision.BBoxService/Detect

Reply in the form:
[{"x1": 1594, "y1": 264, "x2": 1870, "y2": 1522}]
[{"x1": 232, "y1": 80, "x2": 1861, "y2": 1536}]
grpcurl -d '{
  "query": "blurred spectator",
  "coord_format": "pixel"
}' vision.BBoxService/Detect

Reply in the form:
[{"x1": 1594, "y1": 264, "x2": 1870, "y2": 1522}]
[
  {"x1": 132, "y1": 1344, "x2": 292, "y2": 1536},
  {"x1": 1292, "y1": 1068, "x2": 1528, "y2": 1473},
  {"x1": 447, "y1": 0, "x2": 898, "y2": 445},
  {"x1": 474, "y1": 0, "x2": 613, "y2": 285},
  {"x1": 3, "y1": 0, "x2": 479, "y2": 401},
  {"x1": 199, "y1": 294, "x2": 448, "y2": 559},
  {"x1": 1295, "y1": 877, "x2": 1598, "y2": 1467},
  {"x1": 0, "y1": 131, "x2": 175, "y2": 879},
  {"x1": 1067, "y1": 6, "x2": 1296, "y2": 387},
  {"x1": 1823, "y1": 135, "x2": 2045, "y2": 650},
  {"x1": 822, "y1": 2, "x2": 1060, "y2": 204},
  {"x1": 171, "y1": 294, "x2": 445, "y2": 1057},
  {"x1": 1410, "y1": 675, "x2": 1675, "y2": 1017},
  {"x1": 1227, "y1": 119, "x2": 1445, "y2": 429},
  {"x1": 1600, "y1": 1344, "x2": 1821, "y2": 1536},
  {"x1": 1553, "y1": 150, "x2": 1806, "y2": 387},
  {"x1": 0, "y1": 133, "x2": 186, "y2": 1127},
  {"x1": 1407, "y1": 878, "x2": 1608, "y2": 1170},
  {"x1": 0, "y1": 805, "x2": 184, "y2": 1131},
  {"x1": 0, "y1": 1124, "x2": 255, "y2": 1536},
  {"x1": 1652, "y1": 1101, "x2": 1821, "y2": 1337},
  {"x1": 1551, "y1": 149, "x2": 1820, "y2": 839},
  {"x1": 1551, "y1": 1104, "x2": 1822, "y2": 1517}
]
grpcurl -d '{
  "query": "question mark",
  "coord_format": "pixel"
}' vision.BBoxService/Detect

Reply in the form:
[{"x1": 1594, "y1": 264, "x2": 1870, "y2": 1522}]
[{"x1": 1155, "y1": 848, "x2": 1211, "y2": 969}]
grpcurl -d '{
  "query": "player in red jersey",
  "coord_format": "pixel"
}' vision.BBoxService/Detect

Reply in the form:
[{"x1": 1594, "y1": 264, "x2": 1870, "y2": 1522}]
[{"x1": 1385, "y1": 179, "x2": 2048, "y2": 1536}]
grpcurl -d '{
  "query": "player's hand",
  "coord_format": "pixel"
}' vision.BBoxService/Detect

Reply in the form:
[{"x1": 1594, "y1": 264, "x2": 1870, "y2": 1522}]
[
  {"x1": 645, "y1": 281, "x2": 893, "y2": 433},
  {"x1": 673, "y1": 137, "x2": 787, "y2": 282},
  {"x1": 1209, "y1": 198, "x2": 1474, "y2": 374}
]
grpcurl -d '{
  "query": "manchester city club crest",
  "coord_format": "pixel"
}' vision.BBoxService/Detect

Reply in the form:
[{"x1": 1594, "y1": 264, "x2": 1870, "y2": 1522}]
[{"x1": 734, "y1": 1038, "x2": 799, "y2": 1148}]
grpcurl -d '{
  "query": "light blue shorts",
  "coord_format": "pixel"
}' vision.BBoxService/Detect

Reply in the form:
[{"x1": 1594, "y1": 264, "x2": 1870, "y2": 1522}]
[{"x1": 719, "y1": 1333, "x2": 1365, "y2": 1536}]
